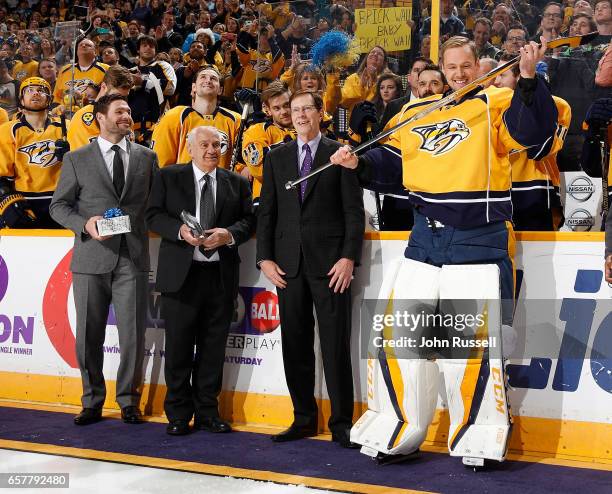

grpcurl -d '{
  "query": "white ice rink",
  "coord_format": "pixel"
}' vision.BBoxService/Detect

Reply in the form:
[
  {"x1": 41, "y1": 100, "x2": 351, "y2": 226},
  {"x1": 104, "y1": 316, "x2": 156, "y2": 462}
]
[{"x1": 0, "y1": 450, "x2": 331, "y2": 494}]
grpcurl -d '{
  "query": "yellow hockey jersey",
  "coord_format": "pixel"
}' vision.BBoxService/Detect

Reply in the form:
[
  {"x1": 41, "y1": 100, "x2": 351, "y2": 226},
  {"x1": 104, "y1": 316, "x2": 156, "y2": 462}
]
[
  {"x1": 67, "y1": 103, "x2": 98, "y2": 150},
  {"x1": 53, "y1": 62, "x2": 109, "y2": 104},
  {"x1": 0, "y1": 107, "x2": 7, "y2": 125},
  {"x1": 0, "y1": 115, "x2": 66, "y2": 198},
  {"x1": 510, "y1": 96, "x2": 571, "y2": 212},
  {"x1": 366, "y1": 80, "x2": 558, "y2": 227},
  {"x1": 242, "y1": 121, "x2": 295, "y2": 198},
  {"x1": 236, "y1": 49, "x2": 285, "y2": 91},
  {"x1": 151, "y1": 105, "x2": 241, "y2": 169},
  {"x1": 12, "y1": 60, "x2": 39, "y2": 83}
]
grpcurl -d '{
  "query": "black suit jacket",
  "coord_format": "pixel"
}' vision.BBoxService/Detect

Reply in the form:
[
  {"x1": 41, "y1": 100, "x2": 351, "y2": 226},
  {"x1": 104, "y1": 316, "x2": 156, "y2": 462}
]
[
  {"x1": 379, "y1": 94, "x2": 412, "y2": 131},
  {"x1": 257, "y1": 136, "x2": 365, "y2": 278},
  {"x1": 146, "y1": 164, "x2": 255, "y2": 295}
]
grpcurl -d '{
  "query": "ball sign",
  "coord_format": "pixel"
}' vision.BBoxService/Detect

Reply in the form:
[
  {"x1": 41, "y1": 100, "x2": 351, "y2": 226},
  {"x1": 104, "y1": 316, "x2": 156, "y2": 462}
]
[{"x1": 250, "y1": 290, "x2": 280, "y2": 333}]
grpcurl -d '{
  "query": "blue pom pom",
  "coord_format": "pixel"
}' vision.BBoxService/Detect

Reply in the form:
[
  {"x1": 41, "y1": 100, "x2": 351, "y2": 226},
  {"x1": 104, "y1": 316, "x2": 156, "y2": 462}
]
[{"x1": 309, "y1": 30, "x2": 352, "y2": 68}]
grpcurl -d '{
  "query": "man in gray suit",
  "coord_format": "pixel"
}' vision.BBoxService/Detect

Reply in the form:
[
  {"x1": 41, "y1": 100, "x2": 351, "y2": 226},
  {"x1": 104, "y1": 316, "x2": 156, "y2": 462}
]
[{"x1": 50, "y1": 93, "x2": 159, "y2": 426}]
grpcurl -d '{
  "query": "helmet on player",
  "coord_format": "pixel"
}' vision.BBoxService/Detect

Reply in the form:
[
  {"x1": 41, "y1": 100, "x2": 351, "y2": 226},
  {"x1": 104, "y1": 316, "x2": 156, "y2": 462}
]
[{"x1": 19, "y1": 77, "x2": 52, "y2": 110}]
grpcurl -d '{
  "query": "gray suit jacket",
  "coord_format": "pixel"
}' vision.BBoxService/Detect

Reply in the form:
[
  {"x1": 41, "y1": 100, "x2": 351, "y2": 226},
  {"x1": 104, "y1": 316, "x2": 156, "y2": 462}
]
[{"x1": 50, "y1": 139, "x2": 159, "y2": 274}]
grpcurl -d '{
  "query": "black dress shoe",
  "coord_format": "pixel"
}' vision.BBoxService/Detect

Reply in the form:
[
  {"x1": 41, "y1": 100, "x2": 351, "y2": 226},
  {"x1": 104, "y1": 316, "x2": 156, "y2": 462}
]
[
  {"x1": 166, "y1": 420, "x2": 191, "y2": 436},
  {"x1": 74, "y1": 408, "x2": 102, "y2": 426},
  {"x1": 271, "y1": 424, "x2": 318, "y2": 443},
  {"x1": 121, "y1": 406, "x2": 143, "y2": 424},
  {"x1": 194, "y1": 416, "x2": 232, "y2": 433},
  {"x1": 332, "y1": 430, "x2": 361, "y2": 449}
]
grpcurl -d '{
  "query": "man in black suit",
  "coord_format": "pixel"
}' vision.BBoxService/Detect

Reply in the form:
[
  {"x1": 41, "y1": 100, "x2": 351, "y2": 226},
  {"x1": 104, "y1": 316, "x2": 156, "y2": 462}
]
[
  {"x1": 257, "y1": 90, "x2": 365, "y2": 448},
  {"x1": 146, "y1": 126, "x2": 255, "y2": 436}
]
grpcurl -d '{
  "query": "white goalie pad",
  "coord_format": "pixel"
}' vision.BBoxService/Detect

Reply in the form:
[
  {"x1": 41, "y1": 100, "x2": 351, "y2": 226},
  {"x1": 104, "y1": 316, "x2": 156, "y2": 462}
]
[
  {"x1": 352, "y1": 360, "x2": 439, "y2": 456},
  {"x1": 439, "y1": 264, "x2": 512, "y2": 462},
  {"x1": 351, "y1": 259, "x2": 441, "y2": 456}
]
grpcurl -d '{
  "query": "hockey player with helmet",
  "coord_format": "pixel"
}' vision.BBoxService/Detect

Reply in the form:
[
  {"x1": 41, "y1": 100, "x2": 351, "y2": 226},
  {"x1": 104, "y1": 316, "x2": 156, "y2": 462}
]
[{"x1": 0, "y1": 77, "x2": 70, "y2": 228}]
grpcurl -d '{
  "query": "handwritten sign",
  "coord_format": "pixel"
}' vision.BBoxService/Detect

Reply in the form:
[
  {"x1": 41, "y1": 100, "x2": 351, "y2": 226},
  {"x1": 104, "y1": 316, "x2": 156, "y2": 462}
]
[{"x1": 354, "y1": 7, "x2": 413, "y2": 53}]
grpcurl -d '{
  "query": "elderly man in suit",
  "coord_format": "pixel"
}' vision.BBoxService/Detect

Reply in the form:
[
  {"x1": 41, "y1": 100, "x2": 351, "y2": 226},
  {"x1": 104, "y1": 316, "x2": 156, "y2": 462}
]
[
  {"x1": 146, "y1": 126, "x2": 255, "y2": 436},
  {"x1": 50, "y1": 93, "x2": 159, "y2": 426},
  {"x1": 257, "y1": 90, "x2": 365, "y2": 447}
]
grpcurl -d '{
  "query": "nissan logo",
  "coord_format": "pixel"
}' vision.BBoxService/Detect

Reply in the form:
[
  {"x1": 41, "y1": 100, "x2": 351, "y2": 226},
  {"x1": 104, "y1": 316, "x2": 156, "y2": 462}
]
[
  {"x1": 567, "y1": 176, "x2": 595, "y2": 202},
  {"x1": 566, "y1": 208, "x2": 595, "y2": 231}
]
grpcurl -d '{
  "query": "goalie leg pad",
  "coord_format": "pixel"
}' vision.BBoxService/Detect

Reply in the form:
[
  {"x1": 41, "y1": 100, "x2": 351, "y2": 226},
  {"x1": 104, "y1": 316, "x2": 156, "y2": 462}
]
[
  {"x1": 352, "y1": 358, "x2": 440, "y2": 456},
  {"x1": 439, "y1": 264, "x2": 512, "y2": 462},
  {"x1": 352, "y1": 259, "x2": 442, "y2": 456}
]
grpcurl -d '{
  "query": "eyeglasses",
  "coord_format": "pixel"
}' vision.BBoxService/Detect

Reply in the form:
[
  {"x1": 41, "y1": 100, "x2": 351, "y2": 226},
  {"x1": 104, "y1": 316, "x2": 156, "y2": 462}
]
[
  {"x1": 543, "y1": 13, "x2": 562, "y2": 18},
  {"x1": 23, "y1": 87, "x2": 48, "y2": 95},
  {"x1": 507, "y1": 36, "x2": 526, "y2": 42},
  {"x1": 291, "y1": 105, "x2": 317, "y2": 115}
]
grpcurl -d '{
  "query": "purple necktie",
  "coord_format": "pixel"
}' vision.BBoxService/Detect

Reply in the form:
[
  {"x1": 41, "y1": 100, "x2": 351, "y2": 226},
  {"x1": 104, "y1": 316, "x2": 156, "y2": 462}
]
[{"x1": 300, "y1": 143, "x2": 313, "y2": 200}]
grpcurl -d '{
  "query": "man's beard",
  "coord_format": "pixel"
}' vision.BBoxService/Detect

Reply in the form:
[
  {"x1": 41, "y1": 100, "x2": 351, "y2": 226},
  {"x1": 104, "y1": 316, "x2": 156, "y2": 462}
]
[
  {"x1": 22, "y1": 98, "x2": 48, "y2": 112},
  {"x1": 110, "y1": 122, "x2": 132, "y2": 136}
]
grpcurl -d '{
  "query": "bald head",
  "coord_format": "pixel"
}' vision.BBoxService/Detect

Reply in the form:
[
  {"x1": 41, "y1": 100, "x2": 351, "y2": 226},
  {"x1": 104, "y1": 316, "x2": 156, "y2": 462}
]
[
  {"x1": 187, "y1": 126, "x2": 222, "y2": 172},
  {"x1": 476, "y1": 58, "x2": 498, "y2": 87}
]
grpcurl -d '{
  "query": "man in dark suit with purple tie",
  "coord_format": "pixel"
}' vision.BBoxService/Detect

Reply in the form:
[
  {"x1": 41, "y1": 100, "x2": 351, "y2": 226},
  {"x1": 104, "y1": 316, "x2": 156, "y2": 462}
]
[{"x1": 256, "y1": 90, "x2": 365, "y2": 448}]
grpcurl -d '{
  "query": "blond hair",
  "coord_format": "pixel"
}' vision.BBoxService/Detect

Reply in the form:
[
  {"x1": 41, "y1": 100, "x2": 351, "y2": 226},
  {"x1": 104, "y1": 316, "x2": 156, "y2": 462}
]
[{"x1": 440, "y1": 36, "x2": 478, "y2": 66}]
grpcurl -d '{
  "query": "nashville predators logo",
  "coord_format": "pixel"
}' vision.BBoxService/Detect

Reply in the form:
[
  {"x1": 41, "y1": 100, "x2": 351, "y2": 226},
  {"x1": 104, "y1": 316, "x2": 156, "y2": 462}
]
[
  {"x1": 218, "y1": 130, "x2": 229, "y2": 155},
  {"x1": 18, "y1": 140, "x2": 59, "y2": 168},
  {"x1": 82, "y1": 111, "x2": 95, "y2": 127},
  {"x1": 249, "y1": 59, "x2": 272, "y2": 74},
  {"x1": 244, "y1": 142, "x2": 261, "y2": 165},
  {"x1": 412, "y1": 118, "x2": 470, "y2": 156},
  {"x1": 66, "y1": 78, "x2": 94, "y2": 94}
]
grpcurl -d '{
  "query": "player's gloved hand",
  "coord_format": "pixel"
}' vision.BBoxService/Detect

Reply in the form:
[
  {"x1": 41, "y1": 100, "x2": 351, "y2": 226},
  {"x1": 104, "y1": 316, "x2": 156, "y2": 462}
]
[
  {"x1": 585, "y1": 98, "x2": 612, "y2": 131},
  {"x1": 54, "y1": 139, "x2": 70, "y2": 161},
  {"x1": 248, "y1": 110, "x2": 268, "y2": 125},
  {"x1": 235, "y1": 88, "x2": 261, "y2": 112},
  {"x1": 0, "y1": 178, "x2": 37, "y2": 228},
  {"x1": 349, "y1": 101, "x2": 378, "y2": 139}
]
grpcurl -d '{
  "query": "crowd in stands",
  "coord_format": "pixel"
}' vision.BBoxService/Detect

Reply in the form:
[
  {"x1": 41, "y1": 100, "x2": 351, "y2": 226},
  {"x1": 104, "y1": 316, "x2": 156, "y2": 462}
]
[{"x1": 0, "y1": 0, "x2": 610, "y2": 232}]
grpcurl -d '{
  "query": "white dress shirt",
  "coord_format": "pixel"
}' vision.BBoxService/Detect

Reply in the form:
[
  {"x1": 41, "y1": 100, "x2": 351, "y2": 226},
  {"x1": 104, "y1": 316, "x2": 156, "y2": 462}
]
[
  {"x1": 191, "y1": 164, "x2": 219, "y2": 262},
  {"x1": 97, "y1": 135, "x2": 129, "y2": 183}
]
